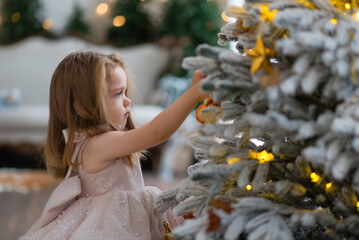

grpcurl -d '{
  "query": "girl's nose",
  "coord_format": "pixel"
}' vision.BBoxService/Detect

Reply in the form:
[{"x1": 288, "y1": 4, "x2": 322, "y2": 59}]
[{"x1": 124, "y1": 96, "x2": 131, "y2": 106}]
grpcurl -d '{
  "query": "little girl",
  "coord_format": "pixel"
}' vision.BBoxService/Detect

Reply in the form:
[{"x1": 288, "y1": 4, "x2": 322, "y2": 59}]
[{"x1": 20, "y1": 51, "x2": 208, "y2": 240}]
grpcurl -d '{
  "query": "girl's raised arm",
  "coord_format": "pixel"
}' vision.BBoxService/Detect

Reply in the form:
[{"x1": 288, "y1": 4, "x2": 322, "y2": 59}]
[{"x1": 82, "y1": 71, "x2": 208, "y2": 172}]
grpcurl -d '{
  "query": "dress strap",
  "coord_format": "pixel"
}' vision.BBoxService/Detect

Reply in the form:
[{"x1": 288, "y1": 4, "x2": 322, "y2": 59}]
[
  {"x1": 65, "y1": 166, "x2": 73, "y2": 179},
  {"x1": 62, "y1": 129, "x2": 89, "y2": 177}
]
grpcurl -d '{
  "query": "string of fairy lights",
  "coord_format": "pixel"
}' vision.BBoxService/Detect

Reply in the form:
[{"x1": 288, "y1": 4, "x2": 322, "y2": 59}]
[
  {"x1": 224, "y1": 147, "x2": 359, "y2": 210},
  {"x1": 0, "y1": 0, "x2": 229, "y2": 32}
]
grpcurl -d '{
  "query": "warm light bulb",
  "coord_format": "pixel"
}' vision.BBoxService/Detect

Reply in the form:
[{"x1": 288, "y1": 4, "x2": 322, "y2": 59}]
[
  {"x1": 249, "y1": 150, "x2": 275, "y2": 163},
  {"x1": 345, "y1": 3, "x2": 351, "y2": 9},
  {"x1": 42, "y1": 19, "x2": 53, "y2": 30},
  {"x1": 330, "y1": 18, "x2": 337, "y2": 25},
  {"x1": 325, "y1": 182, "x2": 332, "y2": 189},
  {"x1": 11, "y1": 12, "x2": 20, "y2": 23},
  {"x1": 354, "y1": 12, "x2": 359, "y2": 20},
  {"x1": 227, "y1": 157, "x2": 240, "y2": 165},
  {"x1": 246, "y1": 184, "x2": 252, "y2": 190},
  {"x1": 96, "y1": 3, "x2": 109, "y2": 15},
  {"x1": 310, "y1": 172, "x2": 320, "y2": 183},
  {"x1": 113, "y1": 15, "x2": 126, "y2": 27},
  {"x1": 356, "y1": 201, "x2": 359, "y2": 209}
]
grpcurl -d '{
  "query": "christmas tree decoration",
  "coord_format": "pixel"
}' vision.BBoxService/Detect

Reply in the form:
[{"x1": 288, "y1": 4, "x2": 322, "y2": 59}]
[
  {"x1": 157, "y1": 0, "x2": 224, "y2": 76},
  {"x1": 107, "y1": 0, "x2": 155, "y2": 46},
  {"x1": 164, "y1": 221, "x2": 174, "y2": 240},
  {"x1": 244, "y1": 35, "x2": 276, "y2": 73},
  {"x1": 257, "y1": 4, "x2": 277, "y2": 23},
  {"x1": 249, "y1": 149, "x2": 275, "y2": 163},
  {"x1": 0, "y1": 0, "x2": 44, "y2": 43},
  {"x1": 195, "y1": 97, "x2": 222, "y2": 124},
  {"x1": 155, "y1": 0, "x2": 359, "y2": 239},
  {"x1": 65, "y1": 4, "x2": 91, "y2": 37}
]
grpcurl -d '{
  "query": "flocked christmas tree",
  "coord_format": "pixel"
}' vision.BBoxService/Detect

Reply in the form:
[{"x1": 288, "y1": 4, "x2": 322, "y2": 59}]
[
  {"x1": 0, "y1": 0, "x2": 44, "y2": 43},
  {"x1": 155, "y1": 0, "x2": 359, "y2": 239}
]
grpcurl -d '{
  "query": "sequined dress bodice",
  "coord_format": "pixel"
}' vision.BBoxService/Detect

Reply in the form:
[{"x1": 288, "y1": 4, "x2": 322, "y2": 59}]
[{"x1": 78, "y1": 157, "x2": 145, "y2": 197}]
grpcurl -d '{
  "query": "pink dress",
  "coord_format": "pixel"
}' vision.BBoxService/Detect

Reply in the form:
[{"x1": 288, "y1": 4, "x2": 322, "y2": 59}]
[{"x1": 20, "y1": 131, "x2": 183, "y2": 240}]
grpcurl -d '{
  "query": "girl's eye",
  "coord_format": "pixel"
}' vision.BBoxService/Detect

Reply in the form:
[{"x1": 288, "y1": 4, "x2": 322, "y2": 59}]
[{"x1": 115, "y1": 91, "x2": 122, "y2": 97}]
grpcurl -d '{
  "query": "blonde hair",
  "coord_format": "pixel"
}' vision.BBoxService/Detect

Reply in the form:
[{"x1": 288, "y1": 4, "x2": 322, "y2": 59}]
[{"x1": 45, "y1": 51, "x2": 139, "y2": 178}]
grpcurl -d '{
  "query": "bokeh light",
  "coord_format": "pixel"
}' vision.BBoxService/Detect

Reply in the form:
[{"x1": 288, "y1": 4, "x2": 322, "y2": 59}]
[
  {"x1": 113, "y1": 15, "x2": 126, "y2": 27},
  {"x1": 11, "y1": 12, "x2": 21, "y2": 23},
  {"x1": 96, "y1": 3, "x2": 109, "y2": 15},
  {"x1": 42, "y1": 19, "x2": 53, "y2": 30}
]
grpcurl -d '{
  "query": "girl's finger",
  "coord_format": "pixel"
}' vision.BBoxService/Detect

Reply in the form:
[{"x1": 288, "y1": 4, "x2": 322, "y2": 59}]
[{"x1": 194, "y1": 70, "x2": 206, "y2": 79}]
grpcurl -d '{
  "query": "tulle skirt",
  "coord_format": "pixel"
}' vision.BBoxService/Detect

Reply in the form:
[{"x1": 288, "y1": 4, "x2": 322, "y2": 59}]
[{"x1": 20, "y1": 186, "x2": 182, "y2": 240}]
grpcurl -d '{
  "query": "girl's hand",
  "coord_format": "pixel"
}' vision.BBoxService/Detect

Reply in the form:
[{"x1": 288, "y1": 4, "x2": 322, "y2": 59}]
[{"x1": 191, "y1": 70, "x2": 210, "y2": 100}]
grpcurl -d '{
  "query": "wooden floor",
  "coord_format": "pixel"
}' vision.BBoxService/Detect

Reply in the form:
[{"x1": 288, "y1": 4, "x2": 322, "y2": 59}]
[{"x1": 0, "y1": 169, "x2": 184, "y2": 240}]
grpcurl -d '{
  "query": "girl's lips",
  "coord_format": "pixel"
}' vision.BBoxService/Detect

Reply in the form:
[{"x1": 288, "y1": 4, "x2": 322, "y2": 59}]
[{"x1": 124, "y1": 111, "x2": 130, "y2": 117}]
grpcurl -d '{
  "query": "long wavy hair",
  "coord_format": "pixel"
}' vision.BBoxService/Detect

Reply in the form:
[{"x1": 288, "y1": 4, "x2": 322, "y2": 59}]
[{"x1": 44, "y1": 51, "x2": 140, "y2": 178}]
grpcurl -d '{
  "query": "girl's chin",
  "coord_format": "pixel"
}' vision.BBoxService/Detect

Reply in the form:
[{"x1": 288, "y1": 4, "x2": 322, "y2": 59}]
[{"x1": 118, "y1": 121, "x2": 127, "y2": 130}]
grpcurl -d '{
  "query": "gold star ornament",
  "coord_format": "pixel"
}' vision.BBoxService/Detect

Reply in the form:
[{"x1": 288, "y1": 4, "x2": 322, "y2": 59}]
[
  {"x1": 245, "y1": 36, "x2": 276, "y2": 74},
  {"x1": 258, "y1": 4, "x2": 277, "y2": 23}
]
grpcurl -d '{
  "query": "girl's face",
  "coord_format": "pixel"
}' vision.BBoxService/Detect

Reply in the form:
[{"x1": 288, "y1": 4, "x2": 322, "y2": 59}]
[{"x1": 105, "y1": 66, "x2": 131, "y2": 129}]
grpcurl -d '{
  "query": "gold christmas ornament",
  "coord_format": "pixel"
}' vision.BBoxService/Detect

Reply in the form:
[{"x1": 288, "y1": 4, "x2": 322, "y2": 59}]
[
  {"x1": 164, "y1": 221, "x2": 173, "y2": 240},
  {"x1": 257, "y1": 4, "x2": 277, "y2": 23},
  {"x1": 245, "y1": 36, "x2": 276, "y2": 74},
  {"x1": 195, "y1": 98, "x2": 222, "y2": 124}
]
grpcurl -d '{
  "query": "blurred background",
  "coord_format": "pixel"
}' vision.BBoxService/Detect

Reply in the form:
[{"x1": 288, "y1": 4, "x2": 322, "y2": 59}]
[
  {"x1": 0, "y1": 0, "x2": 232, "y2": 75},
  {"x1": 0, "y1": 0, "x2": 242, "y2": 239}
]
